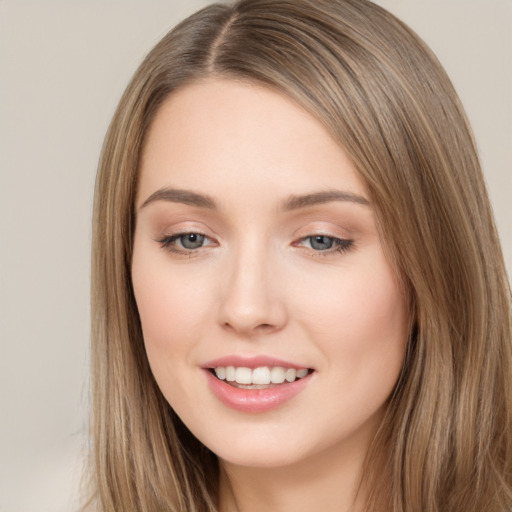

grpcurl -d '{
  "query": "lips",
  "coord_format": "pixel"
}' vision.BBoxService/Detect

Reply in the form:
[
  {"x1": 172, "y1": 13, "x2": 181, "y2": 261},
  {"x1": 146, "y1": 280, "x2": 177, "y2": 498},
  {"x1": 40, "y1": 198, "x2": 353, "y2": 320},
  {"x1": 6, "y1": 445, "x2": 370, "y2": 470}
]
[{"x1": 202, "y1": 356, "x2": 314, "y2": 413}]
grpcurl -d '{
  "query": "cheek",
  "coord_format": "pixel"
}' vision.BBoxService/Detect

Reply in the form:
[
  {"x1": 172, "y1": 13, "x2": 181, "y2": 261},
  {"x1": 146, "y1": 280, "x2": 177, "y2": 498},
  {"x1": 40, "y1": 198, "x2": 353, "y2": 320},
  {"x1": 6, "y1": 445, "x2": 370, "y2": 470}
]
[
  {"x1": 131, "y1": 247, "x2": 209, "y2": 365},
  {"x1": 297, "y1": 260, "x2": 406, "y2": 335},
  {"x1": 131, "y1": 247, "x2": 217, "y2": 415},
  {"x1": 293, "y1": 257, "x2": 408, "y2": 387}
]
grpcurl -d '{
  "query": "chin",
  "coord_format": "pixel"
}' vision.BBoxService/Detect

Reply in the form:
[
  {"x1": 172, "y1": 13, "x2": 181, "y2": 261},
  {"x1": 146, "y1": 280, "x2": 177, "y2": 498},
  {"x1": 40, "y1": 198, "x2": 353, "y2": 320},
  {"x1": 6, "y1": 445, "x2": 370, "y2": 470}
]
[
  {"x1": 199, "y1": 427, "x2": 315, "y2": 470},
  {"x1": 217, "y1": 447, "x2": 307, "y2": 469}
]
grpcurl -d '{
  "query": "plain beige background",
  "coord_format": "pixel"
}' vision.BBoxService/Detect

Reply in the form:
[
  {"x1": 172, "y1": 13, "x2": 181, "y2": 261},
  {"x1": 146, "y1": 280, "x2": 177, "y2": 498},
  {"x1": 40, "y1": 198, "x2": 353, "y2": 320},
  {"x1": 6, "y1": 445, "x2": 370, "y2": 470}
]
[{"x1": 0, "y1": 1, "x2": 510, "y2": 511}]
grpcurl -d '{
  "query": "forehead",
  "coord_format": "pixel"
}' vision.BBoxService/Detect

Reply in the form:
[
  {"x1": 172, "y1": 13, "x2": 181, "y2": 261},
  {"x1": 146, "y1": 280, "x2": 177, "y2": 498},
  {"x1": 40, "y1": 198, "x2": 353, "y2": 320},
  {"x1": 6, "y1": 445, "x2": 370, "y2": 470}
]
[{"x1": 137, "y1": 78, "x2": 367, "y2": 206}]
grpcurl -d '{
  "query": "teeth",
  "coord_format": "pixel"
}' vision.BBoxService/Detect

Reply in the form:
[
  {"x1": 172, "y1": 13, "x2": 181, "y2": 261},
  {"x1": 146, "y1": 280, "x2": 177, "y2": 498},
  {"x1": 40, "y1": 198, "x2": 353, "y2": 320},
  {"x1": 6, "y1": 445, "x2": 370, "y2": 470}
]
[
  {"x1": 214, "y1": 366, "x2": 226, "y2": 380},
  {"x1": 225, "y1": 366, "x2": 236, "y2": 382},
  {"x1": 270, "y1": 366, "x2": 286, "y2": 384},
  {"x1": 235, "y1": 367, "x2": 252, "y2": 384},
  {"x1": 296, "y1": 368, "x2": 308, "y2": 378},
  {"x1": 252, "y1": 366, "x2": 271, "y2": 384},
  {"x1": 285, "y1": 368, "x2": 296, "y2": 382},
  {"x1": 213, "y1": 366, "x2": 310, "y2": 385}
]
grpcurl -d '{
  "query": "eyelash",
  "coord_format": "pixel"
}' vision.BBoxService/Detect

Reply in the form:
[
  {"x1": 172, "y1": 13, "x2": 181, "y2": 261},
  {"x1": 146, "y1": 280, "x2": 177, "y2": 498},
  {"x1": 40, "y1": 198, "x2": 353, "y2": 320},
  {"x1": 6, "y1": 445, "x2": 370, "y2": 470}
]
[
  {"x1": 295, "y1": 235, "x2": 354, "y2": 256},
  {"x1": 156, "y1": 232, "x2": 214, "y2": 256},
  {"x1": 156, "y1": 232, "x2": 354, "y2": 257}
]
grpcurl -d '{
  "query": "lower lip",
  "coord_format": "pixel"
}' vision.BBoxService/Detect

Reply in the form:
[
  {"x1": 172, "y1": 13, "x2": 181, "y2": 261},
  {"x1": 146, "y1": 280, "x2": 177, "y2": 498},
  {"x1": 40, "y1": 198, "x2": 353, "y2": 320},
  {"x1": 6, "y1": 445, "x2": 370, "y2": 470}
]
[{"x1": 204, "y1": 370, "x2": 313, "y2": 413}]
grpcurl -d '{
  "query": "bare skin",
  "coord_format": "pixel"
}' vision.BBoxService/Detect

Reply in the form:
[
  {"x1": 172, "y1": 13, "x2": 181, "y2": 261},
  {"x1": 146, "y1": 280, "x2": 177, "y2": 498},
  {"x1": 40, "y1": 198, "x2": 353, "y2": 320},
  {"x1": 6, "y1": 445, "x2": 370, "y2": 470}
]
[{"x1": 132, "y1": 78, "x2": 408, "y2": 512}]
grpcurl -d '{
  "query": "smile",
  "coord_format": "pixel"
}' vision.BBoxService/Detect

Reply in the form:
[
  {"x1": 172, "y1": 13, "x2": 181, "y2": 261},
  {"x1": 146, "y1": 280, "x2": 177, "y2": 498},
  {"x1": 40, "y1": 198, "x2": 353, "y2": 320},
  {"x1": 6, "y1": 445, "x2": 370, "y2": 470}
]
[
  {"x1": 204, "y1": 365, "x2": 314, "y2": 413},
  {"x1": 213, "y1": 366, "x2": 310, "y2": 387}
]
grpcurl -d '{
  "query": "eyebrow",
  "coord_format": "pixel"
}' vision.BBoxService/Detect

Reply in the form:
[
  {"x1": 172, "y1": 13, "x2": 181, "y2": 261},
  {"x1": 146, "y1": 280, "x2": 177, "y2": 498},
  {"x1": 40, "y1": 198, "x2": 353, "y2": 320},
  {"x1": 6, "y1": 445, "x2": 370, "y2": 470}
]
[
  {"x1": 140, "y1": 187, "x2": 217, "y2": 210},
  {"x1": 139, "y1": 187, "x2": 370, "y2": 211},
  {"x1": 282, "y1": 190, "x2": 370, "y2": 210}
]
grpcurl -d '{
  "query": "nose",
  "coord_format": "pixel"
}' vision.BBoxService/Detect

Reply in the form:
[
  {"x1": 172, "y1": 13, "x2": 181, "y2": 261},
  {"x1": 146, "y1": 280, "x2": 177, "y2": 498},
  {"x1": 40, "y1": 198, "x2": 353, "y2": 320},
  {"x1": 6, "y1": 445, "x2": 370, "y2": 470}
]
[{"x1": 216, "y1": 243, "x2": 288, "y2": 337}]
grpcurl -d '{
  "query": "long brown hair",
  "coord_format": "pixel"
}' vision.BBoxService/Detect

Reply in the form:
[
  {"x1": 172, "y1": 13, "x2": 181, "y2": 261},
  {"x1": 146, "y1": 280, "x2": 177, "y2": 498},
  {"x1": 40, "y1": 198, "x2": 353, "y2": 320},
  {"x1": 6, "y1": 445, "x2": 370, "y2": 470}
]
[{"x1": 88, "y1": 0, "x2": 512, "y2": 510}]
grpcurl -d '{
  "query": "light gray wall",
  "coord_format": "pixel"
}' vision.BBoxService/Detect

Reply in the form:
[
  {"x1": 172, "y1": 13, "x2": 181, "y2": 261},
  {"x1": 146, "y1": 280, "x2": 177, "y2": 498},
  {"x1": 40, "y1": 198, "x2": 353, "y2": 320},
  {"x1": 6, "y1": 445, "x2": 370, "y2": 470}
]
[{"x1": 0, "y1": 1, "x2": 510, "y2": 511}]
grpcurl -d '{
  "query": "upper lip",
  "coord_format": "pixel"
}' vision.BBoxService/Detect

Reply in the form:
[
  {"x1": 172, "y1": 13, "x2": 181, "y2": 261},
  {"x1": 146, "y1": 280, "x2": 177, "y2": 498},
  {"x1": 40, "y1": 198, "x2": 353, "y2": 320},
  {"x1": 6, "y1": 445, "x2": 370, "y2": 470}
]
[{"x1": 202, "y1": 355, "x2": 312, "y2": 370}]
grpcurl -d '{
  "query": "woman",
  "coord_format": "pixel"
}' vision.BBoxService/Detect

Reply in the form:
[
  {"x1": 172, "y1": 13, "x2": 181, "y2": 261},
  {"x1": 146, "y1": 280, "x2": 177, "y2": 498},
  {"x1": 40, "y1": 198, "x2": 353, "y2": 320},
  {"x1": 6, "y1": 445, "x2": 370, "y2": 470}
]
[{"x1": 87, "y1": 0, "x2": 512, "y2": 510}]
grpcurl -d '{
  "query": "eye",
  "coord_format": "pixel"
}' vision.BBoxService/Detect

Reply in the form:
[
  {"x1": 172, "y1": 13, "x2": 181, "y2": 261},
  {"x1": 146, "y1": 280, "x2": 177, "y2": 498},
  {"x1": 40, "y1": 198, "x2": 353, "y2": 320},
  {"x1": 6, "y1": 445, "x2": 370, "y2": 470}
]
[
  {"x1": 309, "y1": 235, "x2": 335, "y2": 251},
  {"x1": 177, "y1": 233, "x2": 206, "y2": 250},
  {"x1": 297, "y1": 235, "x2": 353, "y2": 254},
  {"x1": 157, "y1": 232, "x2": 215, "y2": 253}
]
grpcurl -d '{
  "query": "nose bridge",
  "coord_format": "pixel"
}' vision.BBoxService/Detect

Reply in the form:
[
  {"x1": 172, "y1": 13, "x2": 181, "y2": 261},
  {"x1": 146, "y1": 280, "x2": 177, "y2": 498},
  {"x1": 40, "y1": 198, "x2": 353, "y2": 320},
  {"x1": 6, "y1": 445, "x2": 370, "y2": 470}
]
[{"x1": 217, "y1": 234, "x2": 286, "y2": 335}]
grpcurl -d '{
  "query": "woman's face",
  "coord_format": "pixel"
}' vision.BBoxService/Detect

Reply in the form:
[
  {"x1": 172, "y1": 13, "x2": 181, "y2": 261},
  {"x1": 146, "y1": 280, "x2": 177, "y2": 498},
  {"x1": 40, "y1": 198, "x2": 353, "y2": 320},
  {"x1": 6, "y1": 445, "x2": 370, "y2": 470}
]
[{"x1": 132, "y1": 79, "x2": 408, "y2": 469}]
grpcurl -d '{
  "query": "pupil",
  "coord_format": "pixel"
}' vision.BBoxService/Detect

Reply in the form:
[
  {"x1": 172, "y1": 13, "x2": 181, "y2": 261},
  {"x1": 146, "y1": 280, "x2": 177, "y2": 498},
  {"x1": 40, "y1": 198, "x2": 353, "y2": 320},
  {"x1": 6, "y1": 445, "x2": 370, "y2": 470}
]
[{"x1": 311, "y1": 236, "x2": 333, "y2": 250}]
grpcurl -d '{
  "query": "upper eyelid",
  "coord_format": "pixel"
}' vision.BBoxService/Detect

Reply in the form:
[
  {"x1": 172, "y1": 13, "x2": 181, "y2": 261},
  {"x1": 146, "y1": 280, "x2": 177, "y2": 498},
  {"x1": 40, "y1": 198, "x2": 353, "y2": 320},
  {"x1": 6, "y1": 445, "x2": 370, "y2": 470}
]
[
  {"x1": 156, "y1": 223, "x2": 214, "y2": 238},
  {"x1": 154, "y1": 220, "x2": 354, "y2": 243},
  {"x1": 163, "y1": 228, "x2": 209, "y2": 237},
  {"x1": 292, "y1": 225, "x2": 352, "y2": 240}
]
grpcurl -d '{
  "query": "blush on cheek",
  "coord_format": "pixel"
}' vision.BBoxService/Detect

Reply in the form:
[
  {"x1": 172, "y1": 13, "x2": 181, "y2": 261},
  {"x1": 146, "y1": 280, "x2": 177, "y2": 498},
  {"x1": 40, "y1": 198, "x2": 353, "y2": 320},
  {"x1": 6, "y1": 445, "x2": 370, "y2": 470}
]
[{"x1": 136, "y1": 290, "x2": 185, "y2": 348}]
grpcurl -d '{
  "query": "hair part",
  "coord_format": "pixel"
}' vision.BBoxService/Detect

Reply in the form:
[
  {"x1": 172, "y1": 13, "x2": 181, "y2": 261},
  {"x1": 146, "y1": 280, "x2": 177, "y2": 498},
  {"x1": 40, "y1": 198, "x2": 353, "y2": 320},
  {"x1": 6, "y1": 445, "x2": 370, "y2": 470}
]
[{"x1": 88, "y1": 1, "x2": 512, "y2": 510}]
